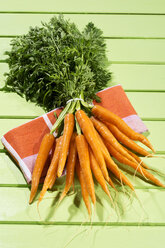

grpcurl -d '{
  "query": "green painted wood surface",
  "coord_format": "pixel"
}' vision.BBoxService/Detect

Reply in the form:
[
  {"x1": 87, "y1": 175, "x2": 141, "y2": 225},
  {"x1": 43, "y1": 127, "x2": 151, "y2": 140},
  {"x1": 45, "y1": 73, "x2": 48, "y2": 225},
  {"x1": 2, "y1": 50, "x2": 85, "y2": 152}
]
[
  {"x1": 0, "y1": 225, "x2": 165, "y2": 248},
  {"x1": 1, "y1": 0, "x2": 165, "y2": 13},
  {"x1": 0, "y1": 14, "x2": 165, "y2": 38},
  {"x1": 0, "y1": 0, "x2": 165, "y2": 247}
]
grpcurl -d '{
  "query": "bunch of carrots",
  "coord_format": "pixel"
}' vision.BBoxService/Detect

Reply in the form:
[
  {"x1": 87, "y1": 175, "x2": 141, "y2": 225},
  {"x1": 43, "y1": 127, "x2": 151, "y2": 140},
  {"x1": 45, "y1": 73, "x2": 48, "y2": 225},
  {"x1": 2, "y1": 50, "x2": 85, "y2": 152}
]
[{"x1": 29, "y1": 102, "x2": 164, "y2": 216}]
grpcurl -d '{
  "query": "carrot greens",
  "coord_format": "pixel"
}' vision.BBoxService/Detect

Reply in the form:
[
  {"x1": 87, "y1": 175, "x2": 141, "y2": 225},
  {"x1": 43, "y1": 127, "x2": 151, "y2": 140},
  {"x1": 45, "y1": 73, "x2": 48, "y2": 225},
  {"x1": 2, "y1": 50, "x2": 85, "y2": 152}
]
[{"x1": 1, "y1": 15, "x2": 111, "y2": 111}]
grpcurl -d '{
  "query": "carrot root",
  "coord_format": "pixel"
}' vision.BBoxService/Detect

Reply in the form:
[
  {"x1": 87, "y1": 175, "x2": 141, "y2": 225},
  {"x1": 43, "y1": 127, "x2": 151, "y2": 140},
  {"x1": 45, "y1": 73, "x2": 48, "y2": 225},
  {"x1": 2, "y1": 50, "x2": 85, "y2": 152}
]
[{"x1": 29, "y1": 133, "x2": 55, "y2": 204}]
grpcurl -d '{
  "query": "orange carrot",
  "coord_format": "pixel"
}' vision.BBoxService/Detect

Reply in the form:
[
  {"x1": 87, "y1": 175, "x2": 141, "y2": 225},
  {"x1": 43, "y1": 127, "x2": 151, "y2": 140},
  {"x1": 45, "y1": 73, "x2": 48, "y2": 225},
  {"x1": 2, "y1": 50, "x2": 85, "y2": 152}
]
[
  {"x1": 76, "y1": 134, "x2": 96, "y2": 205},
  {"x1": 29, "y1": 133, "x2": 55, "y2": 204},
  {"x1": 89, "y1": 148, "x2": 112, "y2": 199},
  {"x1": 76, "y1": 161, "x2": 91, "y2": 216},
  {"x1": 92, "y1": 126, "x2": 134, "y2": 190},
  {"x1": 94, "y1": 129, "x2": 116, "y2": 190},
  {"x1": 105, "y1": 122, "x2": 152, "y2": 158},
  {"x1": 59, "y1": 133, "x2": 77, "y2": 203},
  {"x1": 105, "y1": 155, "x2": 134, "y2": 191},
  {"x1": 90, "y1": 116, "x2": 138, "y2": 164},
  {"x1": 38, "y1": 136, "x2": 63, "y2": 204},
  {"x1": 57, "y1": 113, "x2": 74, "y2": 177},
  {"x1": 106, "y1": 143, "x2": 164, "y2": 187},
  {"x1": 96, "y1": 134, "x2": 134, "y2": 190},
  {"x1": 92, "y1": 105, "x2": 155, "y2": 152},
  {"x1": 123, "y1": 146, "x2": 149, "y2": 169},
  {"x1": 75, "y1": 110, "x2": 109, "y2": 182}
]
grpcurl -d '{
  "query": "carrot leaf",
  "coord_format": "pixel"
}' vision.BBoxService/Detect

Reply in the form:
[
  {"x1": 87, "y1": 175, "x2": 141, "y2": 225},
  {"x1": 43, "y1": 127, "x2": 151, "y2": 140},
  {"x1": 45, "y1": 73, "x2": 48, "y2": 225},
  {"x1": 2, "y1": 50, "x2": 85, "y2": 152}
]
[{"x1": 2, "y1": 15, "x2": 111, "y2": 111}]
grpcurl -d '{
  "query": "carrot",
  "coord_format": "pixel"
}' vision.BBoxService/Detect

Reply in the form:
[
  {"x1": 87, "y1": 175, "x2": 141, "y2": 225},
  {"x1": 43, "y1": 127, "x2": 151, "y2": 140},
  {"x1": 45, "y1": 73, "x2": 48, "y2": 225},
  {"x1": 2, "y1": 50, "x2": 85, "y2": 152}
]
[
  {"x1": 59, "y1": 133, "x2": 77, "y2": 203},
  {"x1": 76, "y1": 134, "x2": 96, "y2": 205},
  {"x1": 48, "y1": 176, "x2": 57, "y2": 190},
  {"x1": 106, "y1": 143, "x2": 164, "y2": 187},
  {"x1": 37, "y1": 136, "x2": 63, "y2": 205},
  {"x1": 89, "y1": 148, "x2": 112, "y2": 199},
  {"x1": 96, "y1": 134, "x2": 134, "y2": 190},
  {"x1": 90, "y1": 116, "x2": 138, "y2": 164},
  {"x1": 94, "y1": 127, "x2": 134, "y2": 190},
  {"x1": 105, "y1": 155, "x2": 134, "y2": 191},
  {"x1": 75, "y1": 110, "x2": 109, "y2": 182},
  {"x1": 94, "y1": 129, "x2": 116, "y2": 190},
  {"x1": 105, "y1": 122, "x2": 152, "y2": 157},
  {"x1": 92, "y1": 105, "x2": 155, "y2": 152},
  {"x1": 29, "y1": 133, "x2": 55, "y2": 204},
  {"x1": 57, "y1": 113, "x2": 74, "y2": 177},
  {"x1": 76, "y1": 161, "x2": 91, "y2": 216},
  {"x1": 123, "y1": 146, "x2": 149, "y2": 169}
]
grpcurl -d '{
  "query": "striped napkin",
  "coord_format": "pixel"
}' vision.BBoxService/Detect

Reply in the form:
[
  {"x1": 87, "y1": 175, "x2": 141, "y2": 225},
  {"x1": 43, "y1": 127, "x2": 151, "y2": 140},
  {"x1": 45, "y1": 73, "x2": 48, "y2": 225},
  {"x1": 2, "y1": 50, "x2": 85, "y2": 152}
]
[{"x1": 1, "y1": 84, "x2": 148, "y2": 183}]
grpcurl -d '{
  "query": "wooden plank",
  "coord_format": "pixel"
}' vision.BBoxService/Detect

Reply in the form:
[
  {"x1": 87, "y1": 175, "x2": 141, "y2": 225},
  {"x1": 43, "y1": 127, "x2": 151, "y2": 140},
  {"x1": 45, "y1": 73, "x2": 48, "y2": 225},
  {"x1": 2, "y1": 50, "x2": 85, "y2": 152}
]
[
  {"x1": 0, "y1": 153, "x2": 26, "y2": 184},
  {"x1": 1, "y1": 38, "x2": 165, "y2": 62},
  {"x1": 0, "y1": 63, "x2": 8, "y2": 83},
  {"x1": 0, "y1": 14, "x2": 165, "y2": 37},
  {"x1": 126, "y1": 92, "x2": 165, "y2": 119},
  {"x1": 1, "y1": 63, "x2": 165, "y2": 91},
  {"x1": 111, "y1": 64, "x2": 165, "y2": 90},
  {"x1": 1, "y1": 187, "x2": 165, "y2": 223},
  {"x1": 0, "y1": 225, "x2": 165, "y2": 248},
  {"x1": 1, "y1": 0, "x2": 165, "y2": 13},
  {"x1": 0, "y1": 92, "x2": 44, "y2": 117},
  {"x1": 0, "y1": 92, "x2": 164, "y2": 119},
  {"x1": 108, "y1": 40, "x2": 165, "y2": 63},
  {"x1": 1, "y1": 151, "x2": 164, "y2": 186},
  {"x1": 0, "y1": 38, "x2": 10, "y2": 60}
]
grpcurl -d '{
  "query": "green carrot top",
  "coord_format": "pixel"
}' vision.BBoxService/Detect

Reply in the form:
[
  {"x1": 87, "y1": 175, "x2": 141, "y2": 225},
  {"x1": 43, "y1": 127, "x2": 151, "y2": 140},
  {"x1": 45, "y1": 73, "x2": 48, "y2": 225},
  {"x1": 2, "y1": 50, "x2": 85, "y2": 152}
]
[{"x1": 2, "y1": 15, "x2": 111, "y2": 111}]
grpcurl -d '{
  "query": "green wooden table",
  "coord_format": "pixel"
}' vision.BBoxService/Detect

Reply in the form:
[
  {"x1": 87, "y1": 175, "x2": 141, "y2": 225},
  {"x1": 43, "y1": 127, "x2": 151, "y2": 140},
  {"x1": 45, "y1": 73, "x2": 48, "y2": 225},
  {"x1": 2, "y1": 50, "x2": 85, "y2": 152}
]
[{"x1": 0, "y1": 1, "x2": 165, "y2": 247}]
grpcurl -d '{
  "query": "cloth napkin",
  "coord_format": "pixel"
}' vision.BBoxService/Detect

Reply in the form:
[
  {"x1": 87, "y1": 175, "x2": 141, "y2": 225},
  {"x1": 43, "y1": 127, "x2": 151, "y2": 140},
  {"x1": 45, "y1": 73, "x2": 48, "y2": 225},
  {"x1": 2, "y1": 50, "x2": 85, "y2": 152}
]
[{"x1": 1, "y1": 84, "x2": 148, "y2": 183}]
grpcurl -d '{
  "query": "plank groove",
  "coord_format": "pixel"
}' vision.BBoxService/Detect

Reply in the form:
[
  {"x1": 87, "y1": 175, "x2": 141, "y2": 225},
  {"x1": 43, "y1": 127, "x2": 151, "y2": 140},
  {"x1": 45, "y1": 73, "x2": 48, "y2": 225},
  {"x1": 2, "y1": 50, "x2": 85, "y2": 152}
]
[{"x1": 1, "y1": 220, "x2": 165, "y2": 226}]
